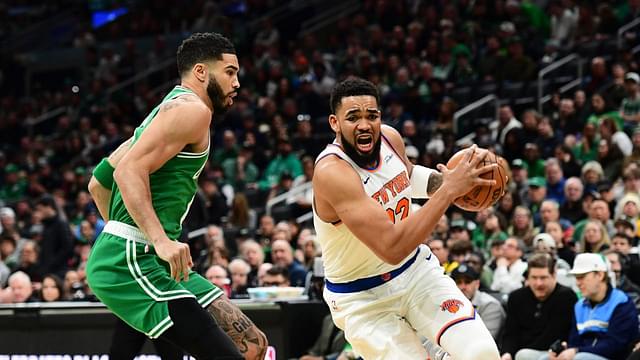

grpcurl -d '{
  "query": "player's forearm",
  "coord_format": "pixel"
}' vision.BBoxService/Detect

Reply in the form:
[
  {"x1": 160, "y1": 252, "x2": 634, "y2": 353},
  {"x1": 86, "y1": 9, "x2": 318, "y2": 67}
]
[
  {"x1": 88, "y1": 177, "x2": 111, "y2": 220},
  {"x1": 383, "y1": 188, "x2": 454, "y2": 264},
  {"x1": 114, "y1": 166, "x2": 167, "y2": 243}
]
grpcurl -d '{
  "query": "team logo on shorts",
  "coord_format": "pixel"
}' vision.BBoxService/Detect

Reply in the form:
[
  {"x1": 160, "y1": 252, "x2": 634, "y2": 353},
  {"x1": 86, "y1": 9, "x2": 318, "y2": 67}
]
[{"x1": 440, "y1": 299, "x2": 464, "y2": 314}]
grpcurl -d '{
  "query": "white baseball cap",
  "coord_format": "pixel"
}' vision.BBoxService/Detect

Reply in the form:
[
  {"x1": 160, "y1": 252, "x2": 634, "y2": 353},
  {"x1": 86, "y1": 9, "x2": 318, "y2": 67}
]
[
  {"x1": 625, "y1": 72, "x2": 640, "y2": 84},
  {"x1": 533, "y1": 233, "x2": 556, "y2": 249},
  {"x1": 570, "y1": 253, "x2": 608, "y2": 275}
]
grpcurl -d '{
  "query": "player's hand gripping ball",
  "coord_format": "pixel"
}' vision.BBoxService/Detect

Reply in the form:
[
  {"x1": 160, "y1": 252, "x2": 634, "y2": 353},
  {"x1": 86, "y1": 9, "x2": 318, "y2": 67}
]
[{"x1": 446, "y1": 148, "x2": 509, "y2": 211}]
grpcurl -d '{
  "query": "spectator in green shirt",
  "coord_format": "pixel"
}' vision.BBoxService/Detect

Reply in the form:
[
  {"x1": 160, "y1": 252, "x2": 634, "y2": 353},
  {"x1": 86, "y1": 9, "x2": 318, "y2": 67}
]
[
  {"x1": 0, "y1": 164, "x2": 27, "y2": 204},
  {"x1": 221, "y1": 145, "x2": 259, "y2": 191},
  {"x1": 210, "y1": 130, "x2": 239, "y2": 166},
  {"x1": 258, "y1": 138, "x2": 303, "y2": 191}
]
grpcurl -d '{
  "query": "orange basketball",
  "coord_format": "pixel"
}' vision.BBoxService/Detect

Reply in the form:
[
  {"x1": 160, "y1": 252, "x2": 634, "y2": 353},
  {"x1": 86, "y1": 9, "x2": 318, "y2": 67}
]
[{"x1": 446, "y1": 148, "x2": 509, "y2": 212}]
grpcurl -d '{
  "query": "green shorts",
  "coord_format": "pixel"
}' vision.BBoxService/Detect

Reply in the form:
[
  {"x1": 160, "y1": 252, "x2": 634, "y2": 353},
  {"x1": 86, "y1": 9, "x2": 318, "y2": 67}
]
[{"x1": 86, "y1": 221, "x2": 223, "y2": 338}]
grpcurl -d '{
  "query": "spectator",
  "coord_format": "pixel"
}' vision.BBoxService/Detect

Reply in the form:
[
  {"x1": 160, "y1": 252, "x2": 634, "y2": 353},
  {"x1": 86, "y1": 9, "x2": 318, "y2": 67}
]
[
  {"x1": 0, "y1": 164, "x2": 27, "y2": 204},
  {"x1": 211, "y1": 130, "x2": 239, "y2": 167},
  {"x1": 572, "y1": 199, "x2": 614, "y2": 244},
  {"x1": 270, "y1": 239, "x2": 306, "y2": 287},
  {"x1": 16, "y1": 240, "x2": 44, "y2": 283},
  {"x1": 205, "y1": 265, "x2": 230, "y2": 298},
  {"x1": 257, "y1": 138, "x2": 303, "y2": 191},
  {"x1": 532, "y1": 233, "x2": 575, "y2": 291},
  {"x1": 544, "y1": 159, "x2": 566, "y2": 204},
  {"x1": 33, "y1": 195, "x2": 73, "y2": 278},
  {"x1": 621, "y1": 72, "x2": 640, "y2": 134},
  {"x1": 560, "y1": 177, "x2": 587, "y2": 224},
  {"x1": 241, "y1": 239, "x2": 264, "y2": 287},
  {"x1": 228, "y1": 258, "x2": 251, "y2": 299},
  {"x1": 546, "y1": 253, "x2": 639, "y2": 360},
  {"x1": 491, "y1": 237, "x2": 527, "y2": 295},
  {"x1": 38, "y1": 274, "x2": 64, "y2": 302},
  {"x1": 1, "y1": 271, "x2": 37, "y2": 303},
  {"x1": 604, "y1": 250, "x2": 640, "y2": 311},
  {"x1": 261, "y1": 265, "x2": 290, "y2": 287},
  {"x1": 579, "y1": 220, "x2": 611, "y2": 254},
  {"x1": 500, "y1": 253, "x2": 577, "y2": 360},
  {"x1": 451, "y1": 263, "x2": 505, "y2": 340},
  {"x1": 221, "y1": 144, "x2": 260, "y2": 192},
  {"x1": 544, "y1": 220, "x2": 576, "y2": 267},
  {"x1": 508, "y1": 206, "x2": 537, "y2": 249},
  {"x1": 427, "y1": 238, "x2": 456, "y2": 274},
  {"x1": 599, "y1": 116, "x2": 632, "y2": 157}
]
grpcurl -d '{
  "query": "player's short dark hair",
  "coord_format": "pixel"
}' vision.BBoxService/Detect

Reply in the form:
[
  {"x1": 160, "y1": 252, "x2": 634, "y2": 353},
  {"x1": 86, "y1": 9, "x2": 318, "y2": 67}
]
[
  {"x1": 176, "y1": 32, "x2": 235, "y2": 76},
  {"x1": 329, "y1": 77, "x2": 380, "y2": 113}
]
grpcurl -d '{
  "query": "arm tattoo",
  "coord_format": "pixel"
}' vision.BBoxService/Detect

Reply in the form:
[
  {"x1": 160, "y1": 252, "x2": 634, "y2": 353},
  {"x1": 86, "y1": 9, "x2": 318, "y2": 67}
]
[
  {"x1": 208, "y1": 297, "x2": 268, "y2": 360},
  {"x1": 158, "y1": 95, "x2": 199, "y2": 113},
  {"x1": 426, "y1": 172, "x2": 443, "y2": 196}
]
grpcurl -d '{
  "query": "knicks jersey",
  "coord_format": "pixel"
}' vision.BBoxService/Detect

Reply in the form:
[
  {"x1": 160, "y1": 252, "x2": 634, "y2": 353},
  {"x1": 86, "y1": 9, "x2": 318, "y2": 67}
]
[{"x1": 313, "y1": 135, "x2": 415, "y2": 283}]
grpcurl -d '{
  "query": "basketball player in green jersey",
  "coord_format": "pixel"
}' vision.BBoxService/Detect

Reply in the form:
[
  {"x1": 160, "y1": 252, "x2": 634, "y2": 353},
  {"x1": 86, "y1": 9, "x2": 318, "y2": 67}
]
[{"x1": 86, "y1": 33, "x2": 267, "y2": 359}]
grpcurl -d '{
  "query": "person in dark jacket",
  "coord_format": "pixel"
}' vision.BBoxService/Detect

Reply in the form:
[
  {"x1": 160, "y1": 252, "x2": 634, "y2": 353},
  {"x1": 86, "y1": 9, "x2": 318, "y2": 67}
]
[
  {"x1": 33, "y1": 195, "x2": 73, "y2": 278},
  {"x1": 500, "y1": 253, "x2": 577, "y2": 360},
  {"x1": 546, "y1": 253, "x2": 639, "y2": 360}
]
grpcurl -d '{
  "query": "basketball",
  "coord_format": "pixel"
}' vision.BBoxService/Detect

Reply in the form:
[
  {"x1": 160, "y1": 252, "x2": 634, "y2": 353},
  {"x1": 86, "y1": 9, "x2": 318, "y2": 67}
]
[{"x1": 446, "y1": 148, "x2": 509, "y2": 212}]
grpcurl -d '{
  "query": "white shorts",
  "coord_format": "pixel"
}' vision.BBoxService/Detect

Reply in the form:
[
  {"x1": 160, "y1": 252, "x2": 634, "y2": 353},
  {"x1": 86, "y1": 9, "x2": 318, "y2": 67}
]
[{"x1": 324, "y1": 244, "x2": 478, "y2": 360}]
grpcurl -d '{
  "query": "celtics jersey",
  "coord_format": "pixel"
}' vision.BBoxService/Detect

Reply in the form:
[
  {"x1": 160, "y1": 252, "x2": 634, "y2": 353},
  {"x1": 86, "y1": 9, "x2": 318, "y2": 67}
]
[{"x1": 109, "y1": 86, "x2": 208, "y2": 240}]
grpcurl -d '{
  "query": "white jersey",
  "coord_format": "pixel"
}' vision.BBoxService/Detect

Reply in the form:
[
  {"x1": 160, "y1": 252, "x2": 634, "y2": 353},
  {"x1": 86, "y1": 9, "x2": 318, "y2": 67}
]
[{"x1": 313, "y1": 135, "x2": 415, "y2": 283}]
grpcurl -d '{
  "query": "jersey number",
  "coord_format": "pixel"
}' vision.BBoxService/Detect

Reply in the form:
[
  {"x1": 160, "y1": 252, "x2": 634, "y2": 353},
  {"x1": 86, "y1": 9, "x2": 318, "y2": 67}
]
[{"x1": 385, "y1": 197, "x2": 410, "y2": 223}]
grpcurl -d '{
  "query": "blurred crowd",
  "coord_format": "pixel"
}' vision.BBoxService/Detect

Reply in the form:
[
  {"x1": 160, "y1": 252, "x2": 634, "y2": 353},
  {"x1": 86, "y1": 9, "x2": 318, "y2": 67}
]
[{"x1": 2, "y1": 0, "x2": 640, "y2": 358}]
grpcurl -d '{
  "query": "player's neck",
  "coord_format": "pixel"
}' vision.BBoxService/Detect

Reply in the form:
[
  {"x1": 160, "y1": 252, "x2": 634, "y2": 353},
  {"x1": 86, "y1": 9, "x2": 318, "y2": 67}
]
[{"x1": 180, "y1": 81, "x2": 214, "y2": 111}]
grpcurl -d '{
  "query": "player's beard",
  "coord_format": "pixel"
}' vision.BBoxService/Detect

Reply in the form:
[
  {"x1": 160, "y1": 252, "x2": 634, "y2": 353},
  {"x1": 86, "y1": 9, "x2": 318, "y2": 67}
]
[
  {"x1": 340, "y1": 132, "x2": 381, "y2": 169},
  {"x1": 207, "y1": 75, "x2": 232, "y2": 114}
]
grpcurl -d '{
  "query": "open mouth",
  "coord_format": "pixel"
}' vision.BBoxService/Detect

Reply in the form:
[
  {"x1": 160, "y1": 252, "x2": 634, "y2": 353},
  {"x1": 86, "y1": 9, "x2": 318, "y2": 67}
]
[{"x1": 356, "y1": 134, "x2": 373, "y2": 152}]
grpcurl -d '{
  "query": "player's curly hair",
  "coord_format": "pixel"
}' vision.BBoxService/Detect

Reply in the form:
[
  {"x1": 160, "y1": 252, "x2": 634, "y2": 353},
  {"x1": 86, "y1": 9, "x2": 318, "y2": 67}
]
[
  {"x1": 176, "y1": 32, "x2": 235, "y2": 76},
  {"x1": 329, "y1": 77, "x2": 380, "y2": 114}
]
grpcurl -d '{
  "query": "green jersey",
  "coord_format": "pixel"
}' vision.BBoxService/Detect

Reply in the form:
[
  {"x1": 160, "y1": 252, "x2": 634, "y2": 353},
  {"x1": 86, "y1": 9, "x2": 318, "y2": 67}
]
[{"x1": 109, "y1": 86, "x2": 208, "y2": 240}]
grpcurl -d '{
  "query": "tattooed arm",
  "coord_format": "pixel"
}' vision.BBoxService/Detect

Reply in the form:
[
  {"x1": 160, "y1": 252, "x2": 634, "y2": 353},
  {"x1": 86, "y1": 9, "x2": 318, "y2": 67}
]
[
  {"x1": 427, "y1": 172, "x2": 443, "y2": 196},
  {"x1": 207, "y1": 296, "x2": 268, "y2": 360}
]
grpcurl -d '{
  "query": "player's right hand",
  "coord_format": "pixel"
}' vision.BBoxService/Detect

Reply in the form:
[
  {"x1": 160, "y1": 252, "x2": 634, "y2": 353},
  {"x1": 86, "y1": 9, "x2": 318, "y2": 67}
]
[
  {"x1": 154, "y1": 237, "x2": 193, "y2": 282},
  {"x1": 436, "y1": 145, "x2": 497, "y2": 200}
]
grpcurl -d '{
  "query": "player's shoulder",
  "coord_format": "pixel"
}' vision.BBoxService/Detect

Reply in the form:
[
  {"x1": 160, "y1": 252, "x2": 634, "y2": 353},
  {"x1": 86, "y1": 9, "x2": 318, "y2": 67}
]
[
  {"x1": 381, "y1": 124, "x2": 403, "y2": 146},
  {"x1": 313, "y1": 154, "x2": 360, "y2": 188},
  {"x1": 160, "y1": 93, "x2": 211, "y2": 119}
]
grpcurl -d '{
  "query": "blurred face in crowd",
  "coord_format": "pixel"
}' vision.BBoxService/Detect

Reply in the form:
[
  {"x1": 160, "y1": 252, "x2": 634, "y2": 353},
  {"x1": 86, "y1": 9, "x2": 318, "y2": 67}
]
[
  {"x1": 330, "y1": 95, "x2": 382, "y2": 169},
  {"x1": 9, "y1": 275, "x2": 32, "y2": 303},
  {"x1": 606, "y1": 252, "x2": 622, "y2": 282},
  {"x1": 41, "y1": 276, "x2": 61, "y2": 302},
  {"x1": 242, "y1": 241, "x2": 264, "y2": 268},
  {"x1": 205, "y1": 265, "x2": 229, "y2": 289},
  {"x1": 545, "y1": 163, "x2": 563, "y2": 184},
  {"x1": 612, "y1": 235, "x2": 632, "y2": 255},
  {"x1": 545, "y1": 221, "x2": 564, "y2": 246},
  {"x1": 513, "y1": 207, "x2": 530, "y2": 230},
  {"x1": 455, "y1": 277, "x2": 479, "y2": 300},
  {"x1": 499, "y1": 106, "x2": 513, "y2": 124},
  {"x1": 428, "y1": 239, "x2": 448, "y2": 265},
  {"x1": 502, "y1": 238, "x2": 522, "y2": 262},
  {"x1": 259, "y1": 215, "x2": 275, "y2": 237},
  {"x1": 589, "y1": 200, "x2": 610, "y2": 221},
  {"x1": 623, "y1": 200, "x2": 640, "y2": 218},
  {"x1": 229, "y1": 261, "x2": 250, "y2": 289},
  {"x1": 591, "y1": 93, "x2": 606, "y2": 113},
  {"x1": 262, "y1": 273, "x2": 289, "y2": 287},
  {"x1": 271, "y1": 239, "x2": 294, "y2": 267},
  {"x1": 528, "y1": 185, "x2": 547, "y2": 204},
  {"x1": 540, "y1": 201, "x2": 560, "y2": 223},
  {"x1": 575, "y1": 271, "x2": 606, "y2": 301},
  {"x1": 528, "y1": 267, "x2": 556, "y2": 301},
  {"x1": 564, "y1": 178, "x2": 583, "y2": 202},
  {"x1": 584, "y1": 221, "x2": 604, "y2": 246}
]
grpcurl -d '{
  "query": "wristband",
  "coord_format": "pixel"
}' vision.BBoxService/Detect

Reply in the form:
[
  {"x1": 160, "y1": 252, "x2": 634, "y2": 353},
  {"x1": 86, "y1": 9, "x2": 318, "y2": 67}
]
[
  {"x1": 410, "y1": 165, "x2": 436, "y2": 199},
  {"x1": 93, "y1": 157, "x2": 115, "y2": 189}
]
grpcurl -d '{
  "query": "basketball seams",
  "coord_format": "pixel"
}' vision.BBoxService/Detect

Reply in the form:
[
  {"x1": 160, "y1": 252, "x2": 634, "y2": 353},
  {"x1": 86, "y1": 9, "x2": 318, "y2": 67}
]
[{"x1": 478, "y1": 154, "x2": 495, "y2": 209}]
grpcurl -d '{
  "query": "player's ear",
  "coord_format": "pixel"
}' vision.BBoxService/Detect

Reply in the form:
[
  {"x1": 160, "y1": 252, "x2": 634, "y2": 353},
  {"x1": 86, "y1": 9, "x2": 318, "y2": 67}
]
[
  {"x1": 328, "y1": 114, "x2": 339, "y2": 133},
  {"x1": 192, "y1": 63, "x2": 207, "y2": 83}
]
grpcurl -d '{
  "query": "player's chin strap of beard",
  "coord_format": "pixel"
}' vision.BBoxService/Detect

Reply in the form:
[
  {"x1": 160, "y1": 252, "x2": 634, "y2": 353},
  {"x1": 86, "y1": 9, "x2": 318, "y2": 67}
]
[{"x1": 411, "y1": 165, "x2": 437, "y2": 199}]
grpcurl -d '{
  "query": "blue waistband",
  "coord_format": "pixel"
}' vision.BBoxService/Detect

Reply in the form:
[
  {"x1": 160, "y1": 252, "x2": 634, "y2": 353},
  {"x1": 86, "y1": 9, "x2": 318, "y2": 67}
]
[{"x1": 325, "y1": 248, "x2": 420, "y2": 293}]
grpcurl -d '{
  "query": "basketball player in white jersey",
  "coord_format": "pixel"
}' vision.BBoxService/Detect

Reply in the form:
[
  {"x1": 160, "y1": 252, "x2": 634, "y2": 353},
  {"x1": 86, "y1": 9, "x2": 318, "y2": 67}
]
[{"x1": 313, "y1": 77, "x2": 500, "y2": 360}]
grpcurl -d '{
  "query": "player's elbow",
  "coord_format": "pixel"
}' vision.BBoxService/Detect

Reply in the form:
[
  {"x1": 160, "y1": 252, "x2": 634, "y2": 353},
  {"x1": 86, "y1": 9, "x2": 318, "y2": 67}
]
[{"x1": 87, "y1": 177, "x2": 99, "y2": 196}]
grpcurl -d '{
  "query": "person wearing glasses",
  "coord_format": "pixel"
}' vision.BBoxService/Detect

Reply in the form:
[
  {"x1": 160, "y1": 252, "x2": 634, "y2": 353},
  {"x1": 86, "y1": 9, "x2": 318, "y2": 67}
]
[{"x1": 500, "y1": 253, "x2": 576, "y2": 360}]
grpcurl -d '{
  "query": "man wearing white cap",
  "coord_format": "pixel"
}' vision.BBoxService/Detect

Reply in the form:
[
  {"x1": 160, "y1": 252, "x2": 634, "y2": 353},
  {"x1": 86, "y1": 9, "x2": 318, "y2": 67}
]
[{"x1": 545, "y1": 253, "x2": 639, "y2": 359}]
